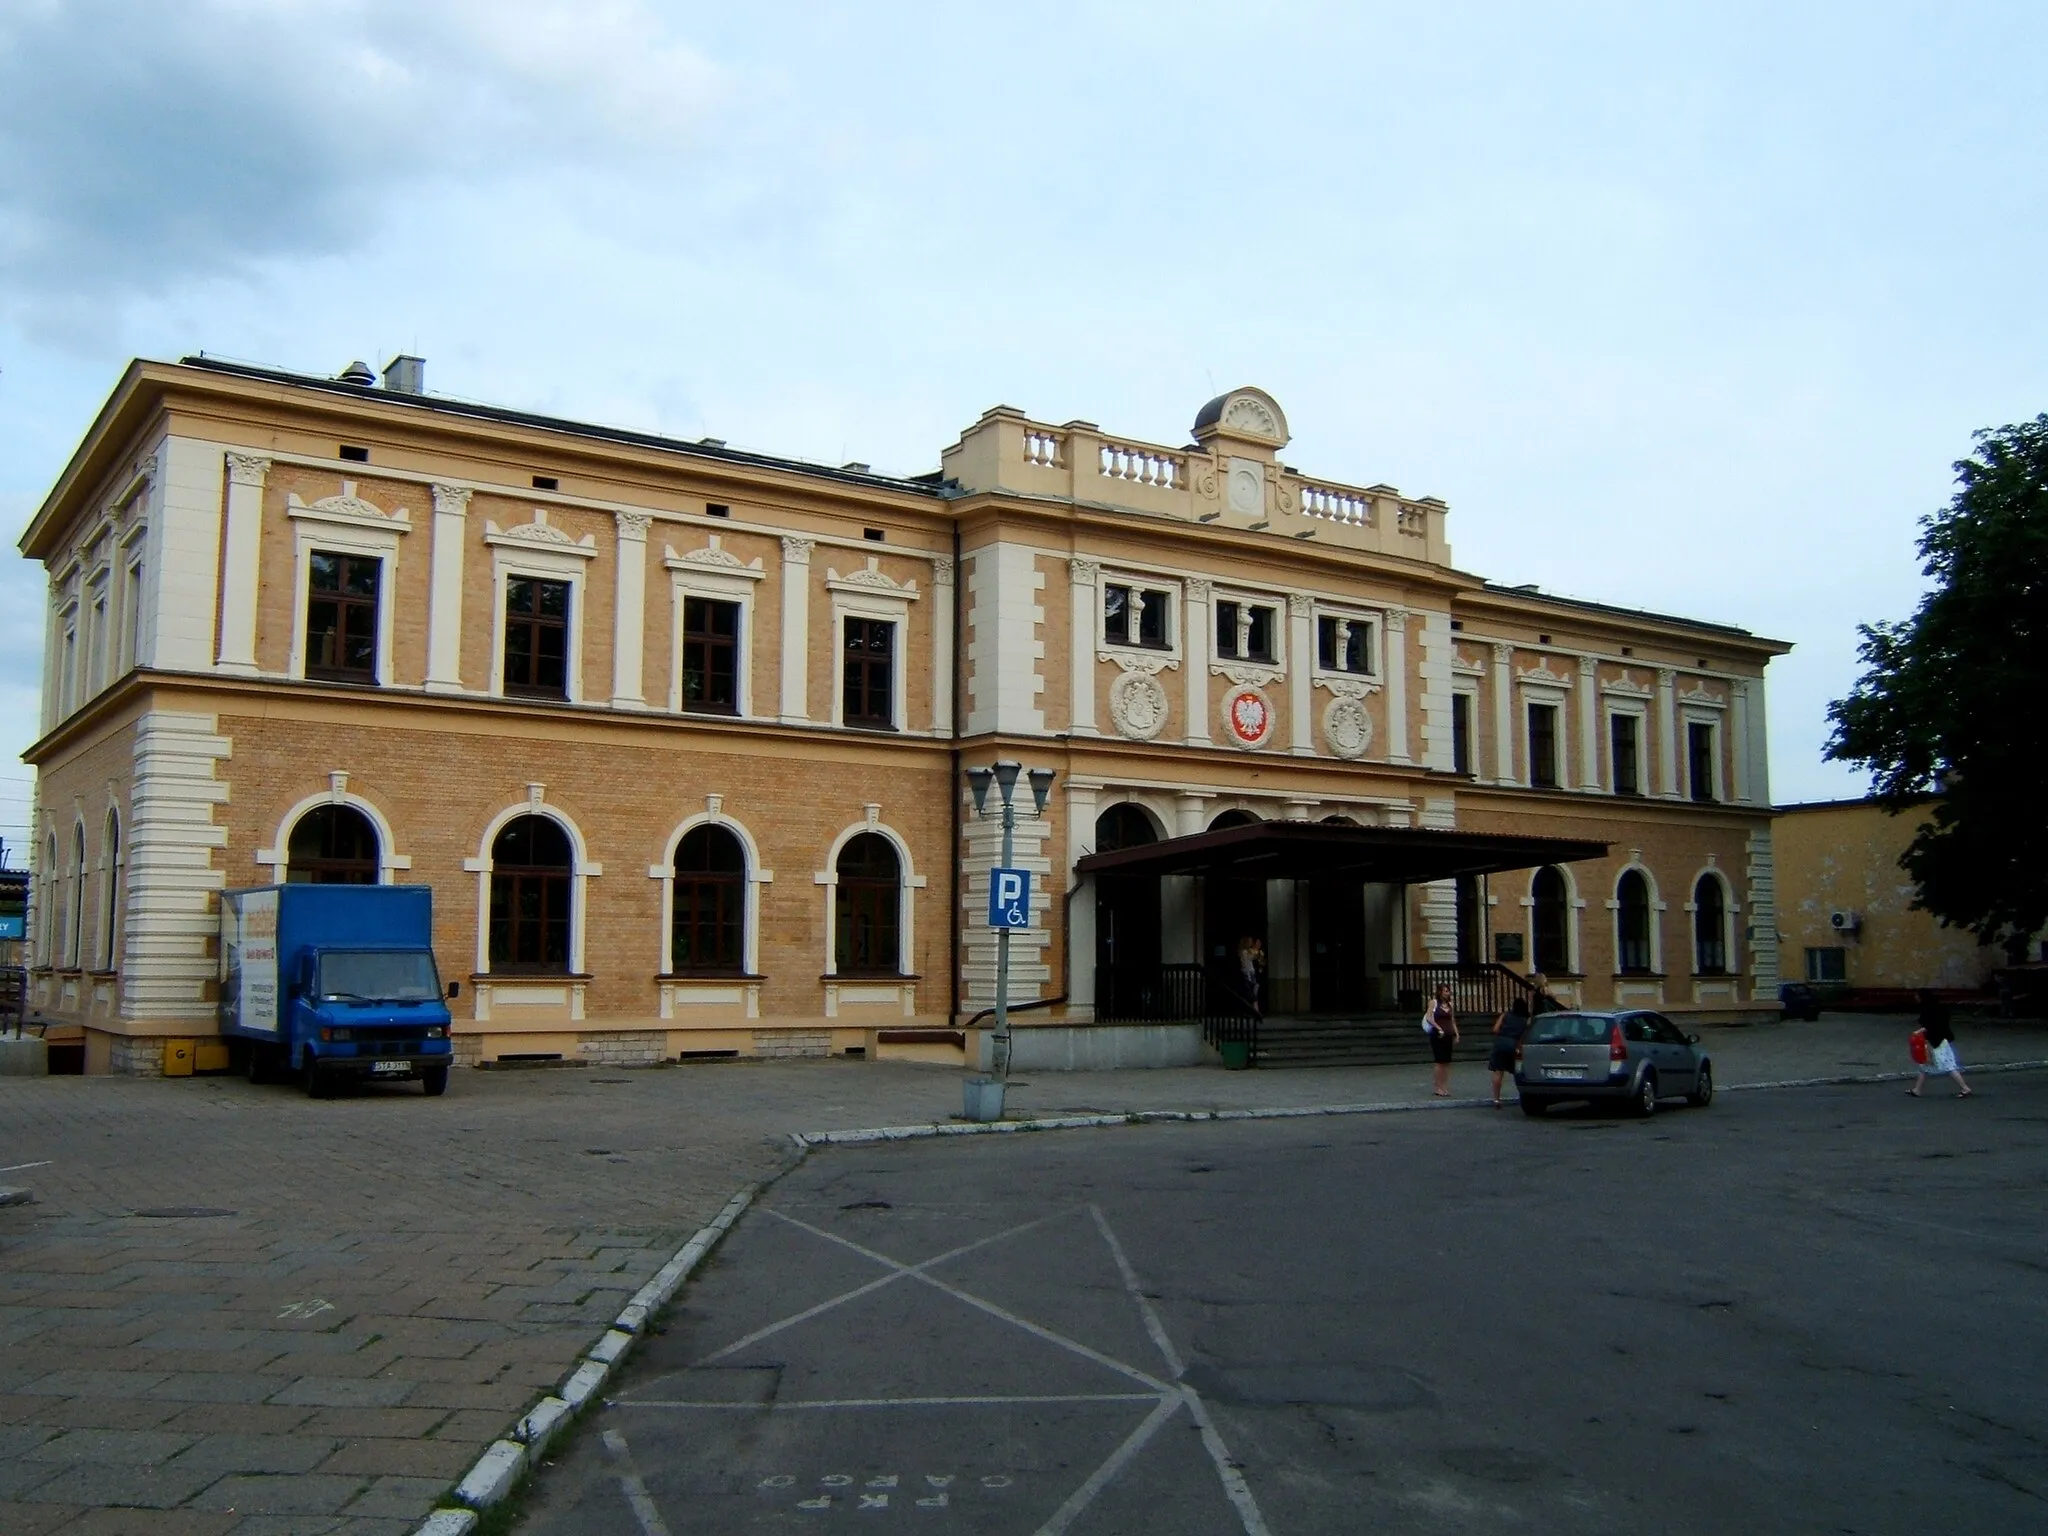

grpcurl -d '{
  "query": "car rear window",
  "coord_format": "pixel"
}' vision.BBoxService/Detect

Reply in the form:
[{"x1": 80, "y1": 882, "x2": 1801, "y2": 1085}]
[{"x1": 1525, "y1": 1012, "x2": 1611, "y2": 1045}]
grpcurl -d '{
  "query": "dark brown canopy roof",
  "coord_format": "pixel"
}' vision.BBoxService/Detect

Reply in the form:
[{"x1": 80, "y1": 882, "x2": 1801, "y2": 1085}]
[{"x1": 1074, "y1": 819, "x2": 1608, "y2": 883}]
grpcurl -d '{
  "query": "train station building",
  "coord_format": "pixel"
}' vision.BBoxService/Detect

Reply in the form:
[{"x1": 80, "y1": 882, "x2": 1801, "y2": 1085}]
[{"x1": 17, "y1": 358, "x2": 1790, "y2": 1072}]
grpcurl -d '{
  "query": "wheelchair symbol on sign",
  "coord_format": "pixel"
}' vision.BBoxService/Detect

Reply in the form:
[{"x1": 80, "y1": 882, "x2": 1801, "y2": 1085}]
[{"x1": 987, "y1": 868, "x2": 1032, "y2": 929}]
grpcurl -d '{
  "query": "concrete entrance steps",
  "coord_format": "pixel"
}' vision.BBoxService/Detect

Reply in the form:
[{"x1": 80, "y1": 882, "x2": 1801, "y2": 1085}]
[{"x1": 1253, "y1": 1013, "x2": 1501, "y2": 1068}]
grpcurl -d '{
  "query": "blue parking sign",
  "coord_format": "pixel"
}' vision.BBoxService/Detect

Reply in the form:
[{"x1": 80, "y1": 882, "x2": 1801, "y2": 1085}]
[{"x1": 987, "y1": 867, "x2": 1031, "y2": 928}]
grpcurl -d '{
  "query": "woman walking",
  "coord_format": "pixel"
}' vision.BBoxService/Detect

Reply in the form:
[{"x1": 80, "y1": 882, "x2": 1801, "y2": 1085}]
[
  {"x1": 1488, "y1": 994, "x2": 1531, "y2": 1107},
  {"x1": 1910, "y1": 992, "x2": 1972, "y2": 1098},
  {"x1": 1423, "y1": 984, "x2": 1459, "y2": 1097}
]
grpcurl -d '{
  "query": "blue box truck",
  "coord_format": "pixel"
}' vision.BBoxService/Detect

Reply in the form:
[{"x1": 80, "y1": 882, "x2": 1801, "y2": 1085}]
[{"x1": 219, "y1": 885, "x2": 456, "y2": 1097}]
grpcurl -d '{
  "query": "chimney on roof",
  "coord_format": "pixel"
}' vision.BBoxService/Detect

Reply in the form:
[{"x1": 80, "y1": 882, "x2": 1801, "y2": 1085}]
[
  {"x1": 338, "y1": 360, "x2": 376, "y2": 386},
  {"x1": 382, "y1": 355, "x2": 425, "y2": 395}
]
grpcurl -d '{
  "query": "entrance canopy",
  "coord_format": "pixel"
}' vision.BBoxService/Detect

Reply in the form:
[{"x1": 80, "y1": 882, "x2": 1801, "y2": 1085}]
[{"x1": 1075, "y1": 819, "x2": 1608, "y2": 883}]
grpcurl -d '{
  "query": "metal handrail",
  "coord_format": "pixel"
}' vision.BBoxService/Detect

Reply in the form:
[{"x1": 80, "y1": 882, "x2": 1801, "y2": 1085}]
[{"x1": 1382, "y1": 962, "x2": 1543, "y2": 1020}]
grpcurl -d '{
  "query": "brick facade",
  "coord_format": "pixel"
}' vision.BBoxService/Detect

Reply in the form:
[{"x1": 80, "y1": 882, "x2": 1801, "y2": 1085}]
[{"x1": 20, "y1": 364, "x2": 1790, "y2": 1071}]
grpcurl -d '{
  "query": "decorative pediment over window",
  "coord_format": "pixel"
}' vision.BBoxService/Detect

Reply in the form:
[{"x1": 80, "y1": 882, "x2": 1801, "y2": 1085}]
[
  {"x1": 824, "y1": 556, "x2": 920, "y2": 599},
  {"x1": 1602, "y1": 670, "x2": 1656, "y2": 698},
  {"x1": 286, "y1": 480, "x2": 412, "y2": 530},
  {"x1": 1679, "y1": 682, "x2": 1728, "y2": 709},
  {"x1": 664, "y1": 534, "x2": 765, "y2": 581},
  {"x1": 1516, "y1": 660, "x2": 1573, "y2": 690},
  {"x1": 484, "y1": 507, "x2": 596, "y2": 557}
]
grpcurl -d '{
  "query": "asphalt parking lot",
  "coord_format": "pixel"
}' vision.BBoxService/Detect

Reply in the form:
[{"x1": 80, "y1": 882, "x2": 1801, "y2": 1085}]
[{"x1": 515, "y1": 1075, "x2": 2048, "y2": 1535}]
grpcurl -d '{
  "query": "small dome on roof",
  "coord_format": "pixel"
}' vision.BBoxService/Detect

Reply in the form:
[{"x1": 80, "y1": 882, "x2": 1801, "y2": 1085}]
[
  {"x1": 338, "y1": 360, "x2": 376, "y2": 386},
  {"x1": 1191, "y1": 387, "x2": 1289, "y2": 446}
]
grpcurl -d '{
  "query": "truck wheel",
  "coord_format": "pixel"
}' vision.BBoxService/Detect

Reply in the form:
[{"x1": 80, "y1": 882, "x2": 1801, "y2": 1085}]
[
  {"x1": 305, "y1": 1064, "x2": 334, "y2": 1099},
  {"x1": 244, "y1": 1044, "x2": 269, "y2": 1085},
  {"x1": 421, "y1": 1066, "x2": 449, "y2": 1097}
]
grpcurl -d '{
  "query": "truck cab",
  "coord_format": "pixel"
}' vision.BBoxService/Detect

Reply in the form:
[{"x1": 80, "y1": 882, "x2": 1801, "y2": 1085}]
[{"x1": 287, "y1": 943, "x2": 454, "y2": 1096}]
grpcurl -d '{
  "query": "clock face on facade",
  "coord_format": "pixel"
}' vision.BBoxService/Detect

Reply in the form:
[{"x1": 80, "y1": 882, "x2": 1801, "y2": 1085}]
[{"x1": 1223, "y1": 687, "x2": 1272, "y2": 747}]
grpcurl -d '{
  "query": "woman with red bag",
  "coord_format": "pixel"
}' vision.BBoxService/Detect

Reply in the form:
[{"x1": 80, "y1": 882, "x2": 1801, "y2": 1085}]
[{"x1": 1908, "y1": 992, "x2": 1972, "y2": 1098}]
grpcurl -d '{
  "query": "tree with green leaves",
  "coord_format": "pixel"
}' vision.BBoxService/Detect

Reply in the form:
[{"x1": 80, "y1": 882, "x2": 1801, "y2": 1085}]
[{"x1": 1827, "y1": 415, "x2": 2048, "y2": 963}]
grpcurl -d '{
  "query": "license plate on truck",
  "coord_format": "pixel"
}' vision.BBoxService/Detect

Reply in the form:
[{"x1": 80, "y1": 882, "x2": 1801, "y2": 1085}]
[{"x1": 372, "y1": 1060, "x2": 409, "y2": 1074}]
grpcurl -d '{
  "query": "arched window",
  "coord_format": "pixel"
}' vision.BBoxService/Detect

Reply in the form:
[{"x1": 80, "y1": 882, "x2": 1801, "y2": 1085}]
[
  {"x1": 1694, "y1": 875, "x2": 1729, "y2": 975},
  {"x1": 834, "y1": 833, "x2": 901, "y2": 975},
  {"x1": 1532, "y1": 866, "x2": 1571, "y2": 975},
  {"x1": 672, "y1": 824, "x2": 746, "y2": 974},
  {"x1": 1210, "y1": 809, "x2": 1260, "y2": 831},
  {"x1": 41, "y1": 833, "x2": 58, "y2": 966},
  {"x1": 67, "y1": 824, "x2": 86, "y2": 969},
  {"x1": 489, "y1": 816, "x2": 573, "y2": 973},
  {"x1": 1096, "y1": 804, "x2": 1160, "y2": 853},
  {"x1": 286, "y1": 805, "x2": 380, "y2": 884},
  {"x1": 101, "y1": 810, "x2": 122, "y2": 970},
  {"x1": 1616, "y1": 869, "x2": 1653, "y2": 974}
]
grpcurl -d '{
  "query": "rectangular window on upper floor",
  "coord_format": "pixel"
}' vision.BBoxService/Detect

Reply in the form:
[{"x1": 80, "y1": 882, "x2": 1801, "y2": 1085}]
[
  {"x1": 1452, "y1": 693, "x2": 1474, "y2": 775},
  {"x1": 504, "y1": 576, "x2": 571, "y2": 699},
  {"x1": 1103, "y1": 583, "x2": 1172, "y2": 649},
  {"x1": 1528, "y1": 702, "x2": 1560, "y2": 789},
  {"x1": 1215, "y1": 600, "x2": 1276, "y2": 663},
  {"x1": 1688, "y1": 721, "x2": 1718, "y2": 802},
  {"x1": 842, "y1": 616, "x2": 896, "y2": 729},
  {"x1": 681, "y1": 597, "x2": 740, "y2": 714},
  {"x1": 1611, "y1": 712, "x2": 1642, "y2": 796},
  {"x1": 306, "y1": 551, "x2": 382, "y2": 683},
  {"x1": 1315, "y1": 614, "x2": 1374, "y2": 675}
]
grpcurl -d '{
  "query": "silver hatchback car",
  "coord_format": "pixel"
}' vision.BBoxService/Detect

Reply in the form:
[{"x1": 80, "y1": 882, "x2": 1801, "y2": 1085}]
[{"x1": 1515, "y1": 1009, "x2": 1714, "y2": 1117}]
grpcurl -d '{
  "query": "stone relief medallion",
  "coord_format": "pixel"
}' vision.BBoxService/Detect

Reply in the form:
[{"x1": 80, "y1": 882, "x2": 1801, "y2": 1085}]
[
  {"x1": 1323, "y1": 695, "x2": 1374, "y2": 760},
  {"x1": 1227, "y1": 463, "x2": 1263, "y2": 515},
  {"x1": 1222, "y1": 686, "x2": 1274, "y2": 749},
  {"x1": 1109, "y1": 670, "x2": 1171, "y2": 741}
]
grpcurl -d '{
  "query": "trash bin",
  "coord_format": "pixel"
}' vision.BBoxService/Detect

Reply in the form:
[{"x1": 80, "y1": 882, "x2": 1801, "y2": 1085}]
[
  {"x1": 962, "y1": 1075, "x2": 1006, "y2": 1122},
  {"x1": 1219, "y1": 1039, "x2": 1251, "y2": 1070}
]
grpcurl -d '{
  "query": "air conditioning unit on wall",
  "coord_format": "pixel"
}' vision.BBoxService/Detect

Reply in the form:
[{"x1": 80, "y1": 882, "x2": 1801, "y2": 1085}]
[{"x1": 1829, "y1": 910, "x2": 1862, "y2": 935}]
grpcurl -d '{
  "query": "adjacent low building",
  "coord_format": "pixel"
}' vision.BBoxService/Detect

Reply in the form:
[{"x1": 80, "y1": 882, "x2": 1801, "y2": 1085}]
[{"x1": 18, "y1": 358, "x2": 1791, "y2": 1073}]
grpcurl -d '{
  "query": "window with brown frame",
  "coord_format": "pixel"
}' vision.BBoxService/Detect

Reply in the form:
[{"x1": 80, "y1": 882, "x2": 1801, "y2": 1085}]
[
  {"x1": 1611, "y1": 713, "x2": 1642, "y2": 795},
  {"x1": 1528, "y1": 703, "x2": 1560, "y2": 788},
  {"x1": 488, "y1": 815, "x2": 572, "y2": 973},
  {"x1": 306, "y1": 551, "x2": 380, "y2": 681},
  {"x1": 672, "y1": 824, "x2": 746, "y2": 973},
  {"x1": 681, "y1": 597, "x2": 740, "y2": 714},
  {"x1": 834, "y1": 833, "x2": 901, "y2": 974},
  {"x1": 503, "y1": 577, "x2": 570, "y2": 698},
  {"x1": 842, "y1": 618, "x2": 895, "y2": 728},
  {"x1": 286, "y1": 805, "x2": 380, "y2": 885},
  {"x1": 1452, "y1": 693, "x2": 1474, "y2": 775}
]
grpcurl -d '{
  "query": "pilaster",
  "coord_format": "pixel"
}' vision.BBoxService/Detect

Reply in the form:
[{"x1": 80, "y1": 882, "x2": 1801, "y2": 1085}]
[
  {"x1": 778, "y1": 537, "x2": 813, "y2": 723},
  {"x1": 215, "y1": 453, "x2": 269, "y2": 674},
  {"x1": 1069, "y1": 557, "x2": 1099, "y2": 736},
  {"x1": 1491, "y1": 643, "x2": 1516, "y2": 784},
  {"x1": 425, "y1": 484, "x2": 470, "y2": 691},
  {"x1": 1383, "y1": 606, "x2": 1410, "y2": 763},
  {"x1": 1657, "y1": 668, "x2": 1679, "y2": 797},
  {"x1": 932, "y1": 557, "x2": 956, "y2": 736},
  {"x1": 1184, "y1": 578, "x2": 1213, "y2": 746},
  {"x1": 1288, "y1": 594, "x2": 1314, "y2": 755},
  {"x1": 610, "y1": 511, "x2": 650, "y2": 709},
  {"x1": 1578, "y1": 655, "x2": 1600, "y2": 789}
]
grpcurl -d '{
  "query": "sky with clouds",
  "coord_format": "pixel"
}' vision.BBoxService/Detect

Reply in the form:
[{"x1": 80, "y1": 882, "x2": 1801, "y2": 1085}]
[{"x1": 4, "y1": 0, "x2": 2045, "y2": 857}]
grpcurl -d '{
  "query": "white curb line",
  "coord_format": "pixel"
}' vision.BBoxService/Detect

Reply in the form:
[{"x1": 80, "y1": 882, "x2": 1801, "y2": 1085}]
[{"x1": 415, "y1": 1183, "x2": 765, "y2": 1532}]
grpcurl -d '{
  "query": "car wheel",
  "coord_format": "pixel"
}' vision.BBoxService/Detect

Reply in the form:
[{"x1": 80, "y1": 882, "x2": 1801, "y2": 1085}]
[
  {"x1": 421, "y1": 1066, "x2": 449, "y2": 1098},
  {"x1": 1688, "y1": 1061, "x2": 1714, "y2": 1107},
  {"x1": 1519, "y1": 1094, "x2": 1549, "y2": 1117},
  {"x1": 1632, "y1": 1072, "x2": 1657, "y2": 1118}
]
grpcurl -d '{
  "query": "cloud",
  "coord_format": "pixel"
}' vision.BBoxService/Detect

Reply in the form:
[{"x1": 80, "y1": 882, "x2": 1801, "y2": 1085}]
[{"x1": 0, "y1": 0, "x2": 719, "y2": 327}]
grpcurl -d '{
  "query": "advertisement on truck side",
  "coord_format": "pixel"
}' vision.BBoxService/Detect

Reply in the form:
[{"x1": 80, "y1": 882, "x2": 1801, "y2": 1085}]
[{"x1": 223, "y1": 889, "x2": 281, "y2": 1034}]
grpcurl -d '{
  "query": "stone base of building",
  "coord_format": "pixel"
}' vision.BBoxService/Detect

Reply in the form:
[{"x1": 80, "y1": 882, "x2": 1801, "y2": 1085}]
[{"x1": 975, "y1": 1022, "x2": 1206, "y2": 1072}]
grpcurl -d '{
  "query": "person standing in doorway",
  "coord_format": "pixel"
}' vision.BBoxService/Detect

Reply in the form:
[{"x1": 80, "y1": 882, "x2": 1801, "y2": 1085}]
[
  {"x1": 1489, "y1": 994, "x2": 1531, "y2": 1108},
  {"x1": 1910, "y1": 991, "x2": 1972, "y2": 1098},
  {"x1": 1424, "y1": 984, "x2": 1459, "y2": 1097},
  {"x1": 1236, "y1": 936, "x2": 1265, "y2": 1018}
]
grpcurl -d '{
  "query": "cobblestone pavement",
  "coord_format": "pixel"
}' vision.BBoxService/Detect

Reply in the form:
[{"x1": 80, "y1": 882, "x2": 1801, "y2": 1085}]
[{"x1": 1, "y1": 1013, "x2": 2043, "y2": 1535}]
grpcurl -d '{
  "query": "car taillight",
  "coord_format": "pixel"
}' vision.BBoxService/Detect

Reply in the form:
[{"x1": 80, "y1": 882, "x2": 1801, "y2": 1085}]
[{"x1": 1609, "y1": 1025, "x2": 1627, "y2": 1063}]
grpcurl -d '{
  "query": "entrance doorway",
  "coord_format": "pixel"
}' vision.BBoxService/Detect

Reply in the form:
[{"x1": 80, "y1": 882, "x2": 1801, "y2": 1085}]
[{"x1": 1094, "y1": 805, "x2": 1161, "y2": 1019}]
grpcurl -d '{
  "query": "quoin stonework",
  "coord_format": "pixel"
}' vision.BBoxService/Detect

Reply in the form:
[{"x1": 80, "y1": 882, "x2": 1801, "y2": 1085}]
[{"x1": 18, "y1": 358, "x2": 1790, "y2": 1074}]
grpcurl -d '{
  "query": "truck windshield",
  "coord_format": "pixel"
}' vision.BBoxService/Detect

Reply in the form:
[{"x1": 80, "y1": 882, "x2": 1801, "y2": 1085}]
[{"x1": 316, "y1": 951, "x2": 442, "y2": 1004}]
